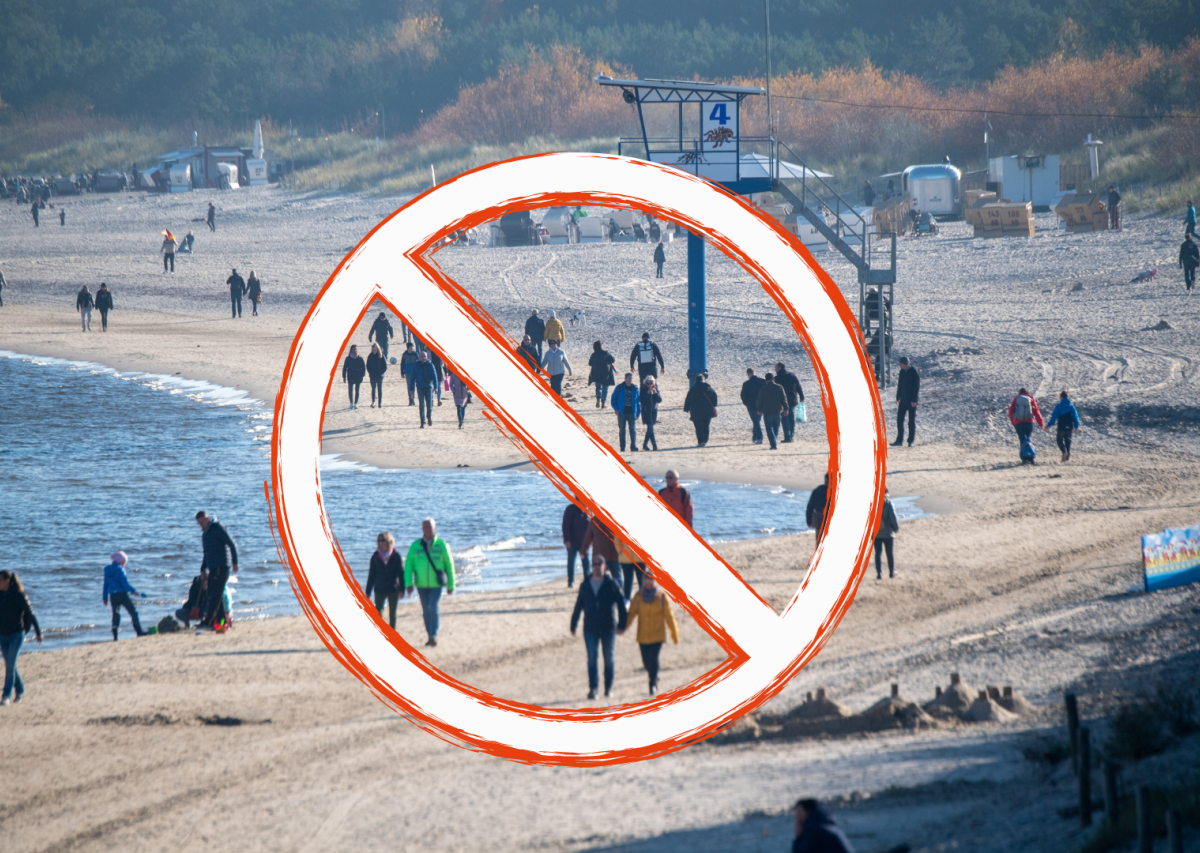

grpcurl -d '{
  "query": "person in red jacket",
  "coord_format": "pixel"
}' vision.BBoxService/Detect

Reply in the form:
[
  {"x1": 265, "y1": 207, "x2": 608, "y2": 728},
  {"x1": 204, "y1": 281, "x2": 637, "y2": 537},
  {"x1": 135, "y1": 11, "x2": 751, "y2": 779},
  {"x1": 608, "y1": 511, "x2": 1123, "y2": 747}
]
[
  {"x1": 1007, "y1": 387, "x2": 1044, "y2": 450},
  {"x1": 658, "y1": 470, "x2": 693, "y2": 528}
]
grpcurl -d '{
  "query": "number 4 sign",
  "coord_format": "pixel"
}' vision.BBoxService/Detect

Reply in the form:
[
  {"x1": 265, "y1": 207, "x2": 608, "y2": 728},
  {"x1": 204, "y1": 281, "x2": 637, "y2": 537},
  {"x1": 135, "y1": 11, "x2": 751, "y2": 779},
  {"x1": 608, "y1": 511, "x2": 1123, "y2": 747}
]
[
  {"x1": 270, "y1": 152, "x2": 886, "y2": 766},
  {"x1": 702, "y1": 101, "x2": 738, "y2": 150}
]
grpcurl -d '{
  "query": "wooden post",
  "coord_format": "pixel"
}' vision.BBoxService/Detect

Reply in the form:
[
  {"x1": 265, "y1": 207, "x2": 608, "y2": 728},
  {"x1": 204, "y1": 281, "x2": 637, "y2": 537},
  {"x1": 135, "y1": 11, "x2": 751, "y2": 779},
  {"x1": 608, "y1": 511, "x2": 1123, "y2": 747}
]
[
  {"x1": 891, "y1": 683, "x2": 899, "y2": 698},
  {"x1": 1167, "y1": 809, "x2": 1182, "y2": 853},
  {"x1": 806, "y1": 691, "x2": 813, "y2": 702},
  {"x1": 1103, "y1": 761, "x2": 1119, "y2": 827},
  {"x1": 935, "y1": 686, "x2": 942, "y2": 698},
  {"x1": 951, "y1": 673, "x2": 961, "y2": 685},
  {"x1": 1137, "y1": 786, "x2": 1152, "y2": 853},
  {"x1": 817, "y1": 688, "x2": 826, "y2": 701},
  {"x1": 1003, "y1": 686, "x2": 1013, "y2": 700},
  {"x1": 1065, "y1": 693, "x2": 1080, "y2": 775},
  {"x1": 1078, "y1": 728, "x2": 1091, "y2": 827}
]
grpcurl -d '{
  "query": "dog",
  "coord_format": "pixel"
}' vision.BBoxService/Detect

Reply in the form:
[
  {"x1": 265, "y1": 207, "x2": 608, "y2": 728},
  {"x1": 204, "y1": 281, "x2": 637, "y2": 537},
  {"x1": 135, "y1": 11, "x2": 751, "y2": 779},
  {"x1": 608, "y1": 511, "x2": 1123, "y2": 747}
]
[{"x1": 1130, "y1": 268, "x2": 1158, "y2": 283}]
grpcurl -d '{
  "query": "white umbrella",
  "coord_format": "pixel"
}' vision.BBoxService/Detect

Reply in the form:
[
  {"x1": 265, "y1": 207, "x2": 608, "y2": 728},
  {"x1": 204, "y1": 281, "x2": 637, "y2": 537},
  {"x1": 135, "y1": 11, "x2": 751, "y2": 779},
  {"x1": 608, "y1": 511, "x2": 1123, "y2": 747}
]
[{"x1": 738, "y1": 152, "x2": 832, "y2": 180}]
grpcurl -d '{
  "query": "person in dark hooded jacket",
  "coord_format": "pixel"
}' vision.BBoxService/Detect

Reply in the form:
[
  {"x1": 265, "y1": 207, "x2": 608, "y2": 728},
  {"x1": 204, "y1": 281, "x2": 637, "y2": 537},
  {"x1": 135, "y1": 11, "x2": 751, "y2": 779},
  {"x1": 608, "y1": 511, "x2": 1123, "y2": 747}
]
[
  {"x1": 342, "y1": 345, "x2": 366, "y2": 409},
  {"x1": 682, "y1": 374, "x2": 718, "y2": 447},
  {"x1": 365, "y1": 532, "x2": 404, "y2": 628},
  {"x1": 793, "y1": 798, "x2": 856, "y2": 853},
  {"x1": 562, "y1": 503, "x2": 591, "y2": 588}
]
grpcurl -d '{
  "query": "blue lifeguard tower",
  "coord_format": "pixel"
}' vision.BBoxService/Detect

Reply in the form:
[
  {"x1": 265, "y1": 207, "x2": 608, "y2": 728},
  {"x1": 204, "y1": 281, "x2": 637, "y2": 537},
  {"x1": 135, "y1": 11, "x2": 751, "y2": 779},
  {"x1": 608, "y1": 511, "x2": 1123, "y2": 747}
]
[{"x1": 596, "y1": 75, "x2": 898, "y2": 388}]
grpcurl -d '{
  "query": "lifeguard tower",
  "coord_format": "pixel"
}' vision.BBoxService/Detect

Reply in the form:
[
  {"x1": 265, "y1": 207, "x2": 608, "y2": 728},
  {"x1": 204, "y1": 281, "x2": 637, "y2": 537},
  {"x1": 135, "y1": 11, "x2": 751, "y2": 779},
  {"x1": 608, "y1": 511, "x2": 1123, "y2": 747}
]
[{"x1": 596, "y1": 75, "x2": 898, "y2": 388}]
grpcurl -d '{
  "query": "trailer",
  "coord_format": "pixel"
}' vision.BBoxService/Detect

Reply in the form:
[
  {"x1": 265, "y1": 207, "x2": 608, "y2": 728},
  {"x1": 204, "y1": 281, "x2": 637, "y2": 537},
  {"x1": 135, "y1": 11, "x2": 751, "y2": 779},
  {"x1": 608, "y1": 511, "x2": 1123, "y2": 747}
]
[{"x1": 882, "y1": 164, "x2": 962, "y2": 218}]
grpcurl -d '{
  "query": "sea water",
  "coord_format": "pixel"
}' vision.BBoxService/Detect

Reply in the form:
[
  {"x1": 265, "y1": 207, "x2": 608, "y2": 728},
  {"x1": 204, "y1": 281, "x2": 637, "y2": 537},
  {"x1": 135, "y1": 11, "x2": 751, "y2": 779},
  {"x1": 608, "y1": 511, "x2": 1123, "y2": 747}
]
[{"x1": 0, "y1": 351, "x2": 932, "y2": 648}]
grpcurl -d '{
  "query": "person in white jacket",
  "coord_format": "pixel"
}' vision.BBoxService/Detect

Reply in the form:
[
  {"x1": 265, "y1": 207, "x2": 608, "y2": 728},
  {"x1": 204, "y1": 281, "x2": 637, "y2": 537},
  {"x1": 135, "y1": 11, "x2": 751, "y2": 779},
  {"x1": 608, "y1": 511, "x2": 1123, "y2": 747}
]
[{"x1": 539, "y1": 340, "x2": 573, "y2": 397}]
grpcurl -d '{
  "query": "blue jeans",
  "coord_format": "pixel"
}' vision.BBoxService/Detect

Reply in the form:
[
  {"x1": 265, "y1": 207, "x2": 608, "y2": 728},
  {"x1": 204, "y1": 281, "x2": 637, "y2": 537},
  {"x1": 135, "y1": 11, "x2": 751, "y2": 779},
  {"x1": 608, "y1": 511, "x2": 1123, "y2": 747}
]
[
  {"x1": 417, "y1": 586, "x2": 442, "y2": 639},
  {"x1": 405, "y1": 372, "x2": 416, "y2": 403},
  {"x1": 618, "y1": 410, "x2": 638, "y2": 451},
  {"x1": 1, "y1": 630, "x2": 25, "y2": 698},
  {"x1": 763, "y1": 414, "x2": 781, "y2": 449},
  {"x1": 782, "y1": 405, "x2": 797, "y2": 440},
  {"x1": 595, "y1": 383, "x2": 610, "y2": 406},
  {"x1": 746, "y1": 405, "x2": 763, "y2": 443},
  {"x1": 583, "y1": 628, "x2": 616, "y2": 693},
  {"x1": 566, "y1": 546, "x2": 590, "y2": 586},
  {"x1": 417, "y1": 386, "x2": 434, "y2": 423}
]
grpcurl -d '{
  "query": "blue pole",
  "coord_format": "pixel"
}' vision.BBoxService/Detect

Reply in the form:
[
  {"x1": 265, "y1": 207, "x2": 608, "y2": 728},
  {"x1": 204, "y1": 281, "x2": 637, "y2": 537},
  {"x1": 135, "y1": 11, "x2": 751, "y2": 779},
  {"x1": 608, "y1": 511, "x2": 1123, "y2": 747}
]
[{"x1": 687, "y1": 230, "x2": 707, "y2": 385}]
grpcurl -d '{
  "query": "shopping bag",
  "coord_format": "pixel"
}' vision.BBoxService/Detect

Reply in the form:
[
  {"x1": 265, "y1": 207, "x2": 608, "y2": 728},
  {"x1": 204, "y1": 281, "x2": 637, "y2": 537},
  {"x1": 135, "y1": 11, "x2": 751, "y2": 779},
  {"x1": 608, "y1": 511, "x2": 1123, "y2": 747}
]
[{"x1": 797, "y1": 401, "x2": 808, "y2": 423}]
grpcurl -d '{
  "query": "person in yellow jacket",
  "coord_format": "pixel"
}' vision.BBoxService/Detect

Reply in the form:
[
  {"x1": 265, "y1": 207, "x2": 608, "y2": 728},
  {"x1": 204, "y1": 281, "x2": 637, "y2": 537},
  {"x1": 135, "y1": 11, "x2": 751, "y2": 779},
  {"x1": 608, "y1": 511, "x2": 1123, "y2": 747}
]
[
  {"x1": 404, "y1": 517, "x2": 455, "y2": 647},
  {"x1": 544, "y1": 310, "x2": 566, "y2": 345},
  {"x1": 625, "y1": 574, "x2": 679, "y2": 696}
]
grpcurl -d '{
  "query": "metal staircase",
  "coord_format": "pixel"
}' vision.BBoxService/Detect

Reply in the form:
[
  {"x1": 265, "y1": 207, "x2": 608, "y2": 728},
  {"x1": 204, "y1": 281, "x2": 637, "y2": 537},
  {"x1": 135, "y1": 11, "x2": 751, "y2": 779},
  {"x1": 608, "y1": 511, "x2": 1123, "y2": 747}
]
[{"x1": 772, "y1": 141, "x2": 897, "y2": 387}]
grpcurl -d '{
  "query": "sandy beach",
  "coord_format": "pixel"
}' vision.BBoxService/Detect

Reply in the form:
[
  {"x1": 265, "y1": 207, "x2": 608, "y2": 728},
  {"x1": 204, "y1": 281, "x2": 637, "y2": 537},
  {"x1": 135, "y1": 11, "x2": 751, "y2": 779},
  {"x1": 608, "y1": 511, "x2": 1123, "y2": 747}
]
[{"x1": 2, "y1": 186, "x2": 1199, "y2": 852}]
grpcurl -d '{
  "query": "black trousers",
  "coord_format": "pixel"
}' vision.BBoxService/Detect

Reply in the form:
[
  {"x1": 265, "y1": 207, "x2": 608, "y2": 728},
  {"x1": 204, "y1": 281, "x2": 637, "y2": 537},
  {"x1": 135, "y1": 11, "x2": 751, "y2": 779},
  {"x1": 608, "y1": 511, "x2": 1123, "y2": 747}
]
[
  {"x1": 1186, "y1": 264, "x2": 1196, "y2": 290},
  {"x1": 655, "y1": 262, "x2": 664, "y2": 278},
  {"x1": 370, "y1": 377, "x2": 383, "y2": 405},
  {"x1": 374, "y1": 590, "x2": 400, "y2": 628},
  {"x1": 206, "y1": 566, "x2": 230, "y2": 627},
  {"x1": 99, "y1": 308, "x2": 109, "y2": 331},
  {"x1": 163, "y1": 252, "x2": 174, "y2": 272},
  {"x1": 109, "y1": 592, "x2": 145, "y2": 639},
  {"x1": 874, "y1": 538, "x2": 895, "y2": 578},
  {"x1": 549, "y1": 374, "x2": 564, "y2": 396},
  {"x1": 347, "y1": 381, "x2": 361, "y2": 405},
  {"x1": 1056, "y1": 424, "x2": 1073, "y2": 455},
  {"x1": 693, "y1": 418, "x2": 711, "y2": 446},
  {"x1": 637, "y1": 363, "x2": 658, "y2": 382},
  {"x1": 418, "y1": 386, "x2": 433, "y2": 422},
  {"x1": 640, "y1": 642, "x2": 663, "y2": 689},
  {"x1": 896, "y1": 404, "x2": 916, "y2": 444}
]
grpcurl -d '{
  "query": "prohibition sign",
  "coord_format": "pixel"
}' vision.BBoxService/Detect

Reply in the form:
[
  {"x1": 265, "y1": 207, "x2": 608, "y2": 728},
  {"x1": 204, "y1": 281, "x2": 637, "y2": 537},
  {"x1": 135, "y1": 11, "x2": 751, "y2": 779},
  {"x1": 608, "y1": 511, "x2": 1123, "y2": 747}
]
[{"x1": 271, "y1": 152, "x2": 886, "y2": 766}]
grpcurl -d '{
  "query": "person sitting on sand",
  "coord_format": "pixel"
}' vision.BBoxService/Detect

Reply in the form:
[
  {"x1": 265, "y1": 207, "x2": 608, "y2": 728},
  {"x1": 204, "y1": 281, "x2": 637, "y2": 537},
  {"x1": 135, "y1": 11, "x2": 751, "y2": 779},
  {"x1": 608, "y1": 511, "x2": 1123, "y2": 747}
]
[
  {"x1": 793, "y1": 798, "x2": 856, "y2": 853},
  {"x1": 103, "y1": 551, "x2": 147, "y2": 641},
  {"x1": 624, "y1": 574, "x2": 679, "y2": 696}
]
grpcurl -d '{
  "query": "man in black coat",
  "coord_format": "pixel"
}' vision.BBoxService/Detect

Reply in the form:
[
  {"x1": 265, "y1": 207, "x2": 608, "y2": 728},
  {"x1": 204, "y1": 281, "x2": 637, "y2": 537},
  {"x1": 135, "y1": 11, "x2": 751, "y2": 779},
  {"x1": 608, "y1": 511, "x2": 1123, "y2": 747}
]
[
  {"x1": 227, "y1": 268, "x2": 247, "y2": 319},
  {"x1": 562, "y1": 502, "x2": 592, "y2": 588},
  {"x1": 805, "y1": 474, "x2": 830, "y2": 546},
  {"x1": 740, "y1": 367, "x2": 766, "y2": 445},
  {"x1": 893, "y1": 356, "x2": 920, "y2": 447},
  {"x1": 683, "y1": 374, "x2": 718, "y2": 447},
  {"x1": 774, "y1": 361, "x2": 805, "y2": 442},
  {"x1": 1179, "y1": 233, "x2": 1199, "y2": 292},
  {"x1": 570, "y1": 556, "x2": 627, "y2": 699},
  {"x1": 369, "y1": 312, "x2": 394, "y2": 360},
  {"x1": 793, "y1": 798, "x2": 856, "y2": 853},
  {"x1": 757, "y1": 372, "x2": 787, "y2": 450},
  {"x1": 525, "y1": 310, "x2": 546, "y2": 359},
  {"x1": 195, "y1": 511, "x2": 238, "y2": 628}
]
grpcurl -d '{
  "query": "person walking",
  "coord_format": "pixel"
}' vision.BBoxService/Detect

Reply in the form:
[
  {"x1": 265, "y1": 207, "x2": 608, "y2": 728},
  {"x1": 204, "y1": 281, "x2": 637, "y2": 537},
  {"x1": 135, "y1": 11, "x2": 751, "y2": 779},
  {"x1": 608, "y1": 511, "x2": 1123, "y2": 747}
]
[
  {"x1": 793, "y1": 798, "x2": 856, "y2": 853},
  {"x1": 1008, "y1": 387, "x2": 1044, "y2": 462},
  {"x1": 640, "y1": 376, "x2": 662, "y2": 451},
  {"x1": 653, "y1": 241, "x2": 666, "y2": 278},
  {"x1": 611, "y1": 372, "x2": 640, "y2": 453},
  {"x1": 658, "y1": 470, "x2": 693, "y2": 528},
  {"x1": 1047, "y1": 390, "x2": 1081, "y2": 462},
  {"x1": 59, "y1": 208, "x2": 66, "y2": 226},
  {"x1": 517, "y1": 335, "x2": 541, "y2": 372},
  {"x1": 862, "y1": 180, "x2": 876, "y2": 206},
  {"x1": 683, "y1": 373, "x2": 718, "y2": 447},
  {"x1": 1180, "y1": 232, "x2": 1199, "y2": 293},
  {"x1": 892, "y1": 356, "x2": 920, "y2": 447},
  {"x1": 0, "y1": 571, "x2": 42, "y2": 705},
  {"x1": 0, "y1": 269, "x2": 6, "y2": 307},
  {"x1": 161, "y1": 231, "x2": 177, "y2": 274},
  {"x1": 540, "y1": 339, "x2": 573, "y2": 397},
  {"x1": 102, "y1": 551, "x2": 147, "y2": 640},
  {"x1": 741, "y1": 367, "x2": 766, "y2": 445},
  {"x1": 413, "y1": 350, "x2": 438, "y2": 426},
  {"x1": 399, "y1": 341, "x2": 420, "y2": 405},
  {"x1": 756, "y1": 371, "x2": 787, "y2": 450},
  {"x1": 76, "y1": 285, "x2": 94, "y2": 332},
  {"x1": 544, "y1": 310, "x2": 566, "y2": 347},
  {"x1": 525, "y1": 309, "x2": 546, "y2": 359},
  {"x1": 369, "y1": 312, "x2": 394, "y2": 360},
  {"x1": 246, "y1": 272, "x2": 262, "y2": 315},
  {"x1": 196, "y1": 511, "x2": 238, "y2": 629},
  {"x1": 806, "y1": 474, "x2": 830, "y2": 547},
  {"x1": 95, "y1": 283, "x2": 114, "y2": 331},
  {"x1": 1186, "y1": 200, "x2": 1197, "y2": 238},
  {"x1": 30, "y1": 199, "x2": 39, "y2": 228},
  {"x1": 342, "y1": 345, "x2": 366, "y2": 409},
  {"x1": 366, "y1": 342, "x2": 387, "y2": 408},
  {"x1": 630, "y1": 332, "x2": 665, "y2": 381},
  {"x1": 587, "y1": 341, "x2": 616, "y2": 408},
  {"x1": 562, "y1": 502, "x2": 592, "y2": 588},
  {"x1": 227, "y1": 268, "x2": 246, "y2": 318},
  {"x1": 207, "y1": 202, "x2": 216, "y2": 233},
  {"x1": 569, "y1": 556, "x2": 627, "y2": 700},
  {"x1": 774, "y1": 362, "x2": 805, "y2": 443},
  {"x1": 625, "y1": 574, "x2": 679, "y2": 696},
  {"x1": 581, "y1": 518, "x2": 622, "y2": 587},
  {"x1": 1108, "y1": 186, "x2": 1121, "y2": 231},
  {"x1": 365, "y1": 532, "x2": 404, "y2": 629},
  {"x1": 450, "y1": 372, "x2": 471, "y2": 428},
  {"x1": 430, "y1": 350, "x2": 445, "y2": 407},
  {"x1": 874, "y1": 488, "x2": 900, "y2": 579},
  {"x1": 404, "y1": 517, "x2": 455, "y2": 647}
]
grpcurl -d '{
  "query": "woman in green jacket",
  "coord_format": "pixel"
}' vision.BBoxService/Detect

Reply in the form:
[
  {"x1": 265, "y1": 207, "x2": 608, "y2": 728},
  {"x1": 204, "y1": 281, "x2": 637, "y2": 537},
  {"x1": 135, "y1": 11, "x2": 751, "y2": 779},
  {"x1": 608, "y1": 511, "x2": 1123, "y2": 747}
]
[{"x1": 405, "y1": 518, "x2": 455, "y2": 647}]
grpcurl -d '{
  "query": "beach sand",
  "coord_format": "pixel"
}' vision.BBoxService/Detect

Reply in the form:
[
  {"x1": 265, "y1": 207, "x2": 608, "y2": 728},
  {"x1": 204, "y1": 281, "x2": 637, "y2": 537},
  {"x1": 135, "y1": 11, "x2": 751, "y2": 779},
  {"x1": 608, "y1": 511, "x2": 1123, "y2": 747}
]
[{"x1": 1, "y1": 187, "x2": 1199, "y2": 852}]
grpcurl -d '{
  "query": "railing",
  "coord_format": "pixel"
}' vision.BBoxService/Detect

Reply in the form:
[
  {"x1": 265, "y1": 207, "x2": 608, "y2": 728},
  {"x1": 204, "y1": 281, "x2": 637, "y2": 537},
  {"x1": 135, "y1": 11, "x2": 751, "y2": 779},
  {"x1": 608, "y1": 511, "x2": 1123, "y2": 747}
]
[{"x1": 774, "y1": 140, "x2": 870, "y2": 261}]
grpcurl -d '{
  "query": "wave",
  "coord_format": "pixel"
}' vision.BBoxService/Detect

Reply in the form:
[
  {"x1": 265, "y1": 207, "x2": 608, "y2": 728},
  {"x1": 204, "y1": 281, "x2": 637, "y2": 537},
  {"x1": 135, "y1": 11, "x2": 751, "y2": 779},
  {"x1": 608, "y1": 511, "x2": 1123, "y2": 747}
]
[{"x1": 482, "y1": 536, "x2": 526, "y2": 551}]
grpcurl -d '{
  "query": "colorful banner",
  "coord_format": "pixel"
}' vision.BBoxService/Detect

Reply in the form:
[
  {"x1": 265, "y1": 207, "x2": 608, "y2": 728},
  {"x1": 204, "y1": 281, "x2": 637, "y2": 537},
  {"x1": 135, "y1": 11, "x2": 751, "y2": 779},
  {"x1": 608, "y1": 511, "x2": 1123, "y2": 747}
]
[{"x1": 1142, "y1": 524, "x2": 1200, "y2": 592}]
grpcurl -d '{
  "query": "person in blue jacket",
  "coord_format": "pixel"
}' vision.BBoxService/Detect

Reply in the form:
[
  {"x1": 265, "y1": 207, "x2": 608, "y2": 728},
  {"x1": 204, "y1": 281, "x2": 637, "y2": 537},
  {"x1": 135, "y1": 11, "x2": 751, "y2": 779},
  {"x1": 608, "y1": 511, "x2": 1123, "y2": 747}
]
[
  {"x1": 102, "y1": 551, "x2": 147, "y2": 641},
  {"x1": 610, "y1": 372, "x2": 641, "y2": 453},
  {"x1": 1047, "y1": 389, "x2": 1081, "y2": 462},
  {"x1": 413, "y1": 350, "x2": 439, "y2": 427}
]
